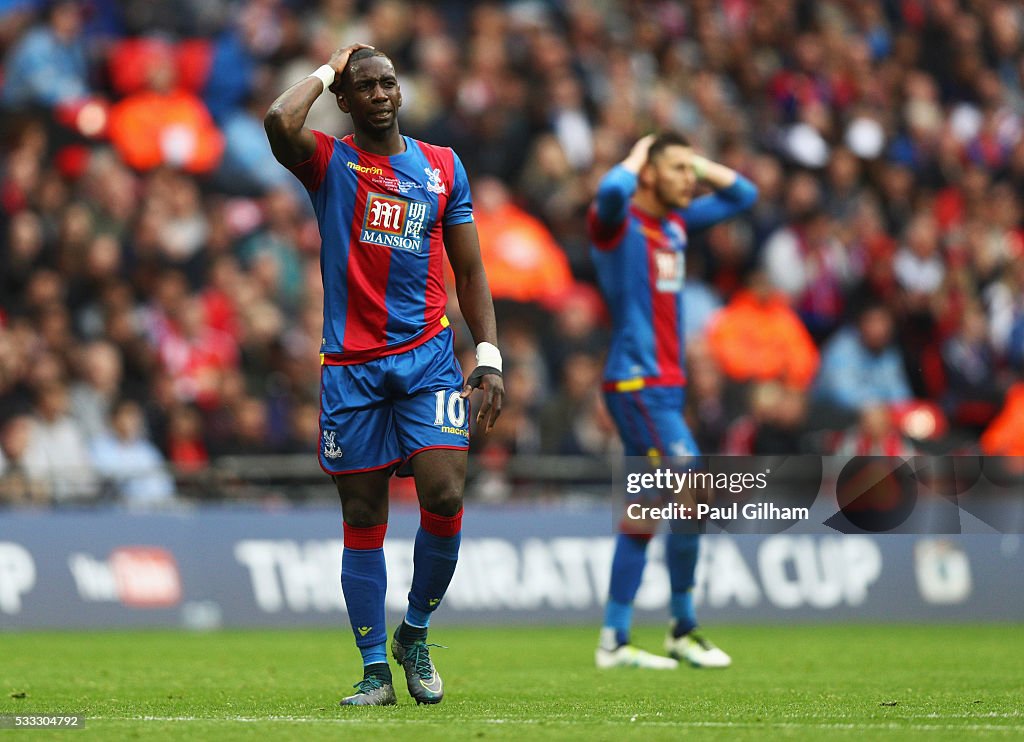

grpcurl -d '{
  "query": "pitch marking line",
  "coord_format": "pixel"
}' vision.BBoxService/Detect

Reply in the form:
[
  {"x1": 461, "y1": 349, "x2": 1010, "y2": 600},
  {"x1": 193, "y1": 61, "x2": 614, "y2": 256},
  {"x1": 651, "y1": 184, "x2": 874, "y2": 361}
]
[{"x1": 87, "y1": 715, "x2": 1024, "y2": 733}]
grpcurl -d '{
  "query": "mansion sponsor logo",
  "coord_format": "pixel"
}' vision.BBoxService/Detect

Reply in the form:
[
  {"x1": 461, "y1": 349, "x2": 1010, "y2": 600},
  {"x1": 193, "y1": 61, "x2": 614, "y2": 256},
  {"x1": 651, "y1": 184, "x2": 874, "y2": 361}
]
[
  {"x1": 361, "y1": 192, "x2": 428, "y2": 252},
  {"x1": 653, "y1": 248, "x2": 684, "y2": 293},
  {"x1": 68, "y1": 547, "x2": 182, "y2": 608},
  {"x1": 232, "y1": 534, "x2": 893, "y2": 614}
]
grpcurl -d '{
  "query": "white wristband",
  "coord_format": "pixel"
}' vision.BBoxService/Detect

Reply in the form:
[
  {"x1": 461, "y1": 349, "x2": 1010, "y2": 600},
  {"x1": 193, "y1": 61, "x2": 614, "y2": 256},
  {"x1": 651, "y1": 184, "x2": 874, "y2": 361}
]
[
  {"x1": 475, "y1": 342, "x2": 503, "y2": 373},
  {"x1": 309, "y1": 65, "x2": 336, "y2": 94},
  {"x1": 691, "y1": 155, "x2": 710, "y2": 180}
]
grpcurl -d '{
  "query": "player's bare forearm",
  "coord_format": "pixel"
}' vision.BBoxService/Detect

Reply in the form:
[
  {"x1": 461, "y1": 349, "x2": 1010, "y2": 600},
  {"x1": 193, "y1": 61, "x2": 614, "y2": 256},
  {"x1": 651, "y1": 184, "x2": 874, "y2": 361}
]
[
  {"x1": 445, "y1": 222, "x2": 497, "y2": 346},
  {"x1": 264, "y1": 42, "x2": 372, "y2": 167},
  {"x1": 691, "y1": 154, "x2": 738, "y2": 190},
  {"x1": 264, "y1": 78, "x2": 322, "y2": 167},
  {"x1": 621, "y1": 134, "x2": 656, "y2": 174},
  {"x1": 445, "y1": 221, "x2": 504, "y2": 430},
  {"x1": 456, "y1": 272, "x2": 498, "y2": 349}
]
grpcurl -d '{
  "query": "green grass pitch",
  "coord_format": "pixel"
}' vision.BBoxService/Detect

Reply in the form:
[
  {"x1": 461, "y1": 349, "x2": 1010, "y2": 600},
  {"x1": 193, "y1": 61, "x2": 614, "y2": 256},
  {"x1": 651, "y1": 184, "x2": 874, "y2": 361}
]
[{"x1": 2, "y1": 624, "x2": 1022, "y2": 740}]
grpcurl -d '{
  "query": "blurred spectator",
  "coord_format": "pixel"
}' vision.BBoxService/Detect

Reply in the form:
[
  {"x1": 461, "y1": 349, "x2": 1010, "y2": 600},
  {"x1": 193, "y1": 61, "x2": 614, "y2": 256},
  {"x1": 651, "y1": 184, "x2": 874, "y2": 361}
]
[
  {"x1": 753, "y1": 386, "x2": 809, "y2": 455},
  {"x1": 986, "y1": 257, "x2": 1024, "y2": 371},
  {"x1": 3, "y1": 211, "x2": 48, "y2": 304},
  {"x1": 210, "y1": 396, "x2": 271, "y2": 457},
  {"x1": 981, "y1": 382, "x2": 1024, "y2": 456},
  {"x1": 823, "y1": 147, "x2": 864, "y2": 222},
  {"x1": 106, "y1": 41, "x2": 224, "y2": 173},
  {"x1": 470, "y1": 177, "x2": 574, "y2": 305},
  {"x1": 686, "y1": 338, "x2": 729, "y2": 454},
  {"x1": 762, "y1": 175, "x2": 855, "y2": 339},
  {"x1": 517, "y1": 134, "x2": 586, "y2": 238},
  {"x1": 165, "y1": 404, "x2": 207, "y2": 472},
  {"x1": 682, "y1": 275, "x2": 722, "y2": 341},
  {"x1": 938, "y1": 304, "x2": 1003, "y2": 427},
  {"x1": 540, "y1": 283, "x2": 606, "y2": 381},
  {"x1": 707, "y1": 270, "x2": 819, "y2": 390},
  {"x1": 539, "y1": 353, "x2": 605, "y2": 455},
  {"x1": 23, "y1": 382, "x2": 98, "y2": 500},
  {"x1": 894, "y1": 214, "x2": 945, "y2": 300},
  {"x1": 236, "y1": 188, "x2": 305, "y2": 310},
  {"x1": 831, "y1": 405, "x2": 916, "y2": 457},
  {"x1": 69, "y1": 340, "x2": 122, "y2": 440},
  {"x1": 845, "y1": 197, "x2": 899, "y2": 309},
  {"x1": 814, "y1": 304, "x2": 913, "y2": 413},
  {"x1": 723, "y1": 383, "x2": 783, "y2": 456},
  {"x1": 496, "y1": 318, "x2": 551, "y2": 410},
  {"x1": 90, "y1": 398, "x2": 175, "y2": 507},
  {"x1": 281, "y1": 399, "x2": 319, "y2": 455},
  {"x1": 724, "y1": 383, "x2": 809, "y2": 455},
  {"x1": 2, "y1": 0, "x2": 88, "y2": 108},
  {"x1": 216, "y1": 88, "x2": 299, "y2": 195},
  {"x1": 202, "y1": 16, "x2": 258, "y2": 124},
  {"x1": 156, "y1": 295, "x2": 238, "y2": 407},
  {"x1": 0, "y1": 415, "x2": 46, "y2": 504}
]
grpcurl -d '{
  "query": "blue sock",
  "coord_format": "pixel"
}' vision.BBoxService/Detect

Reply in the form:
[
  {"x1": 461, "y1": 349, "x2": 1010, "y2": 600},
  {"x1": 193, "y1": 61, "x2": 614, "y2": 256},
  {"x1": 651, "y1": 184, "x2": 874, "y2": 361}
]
[
  {"x1": 603, "y1": 533, "x2": 650, "y2": 646},
  {"x1": 359, "y1": 643, "x2": 388, "y2": 667},
  {"x1": 667, "y1": 532, "x2": 700, "y2": 636},
  {"x1": 341, "y1": 524, "x2": 388, "y2": 654},
  {"x1": 405, "y1": 508, "x2": 462, "y2": 630}
]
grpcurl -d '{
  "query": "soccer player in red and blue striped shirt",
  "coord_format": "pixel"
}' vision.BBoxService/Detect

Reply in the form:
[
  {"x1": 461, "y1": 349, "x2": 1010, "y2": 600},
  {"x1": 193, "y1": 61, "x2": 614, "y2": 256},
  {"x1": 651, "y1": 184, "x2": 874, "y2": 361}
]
[
  {"x1": 589, "y1": 133, "x2": 757, "y2": 670},
  {"x1": 265, "y1": 44, "x2": 504, "y2": 706}
]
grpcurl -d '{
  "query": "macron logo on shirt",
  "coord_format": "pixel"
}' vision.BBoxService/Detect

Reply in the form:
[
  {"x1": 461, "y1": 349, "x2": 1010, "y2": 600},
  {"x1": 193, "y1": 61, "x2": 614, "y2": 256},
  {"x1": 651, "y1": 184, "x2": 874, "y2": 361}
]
[{"x1": 347, "y1": 161, "x2": 383, "y2": 175}]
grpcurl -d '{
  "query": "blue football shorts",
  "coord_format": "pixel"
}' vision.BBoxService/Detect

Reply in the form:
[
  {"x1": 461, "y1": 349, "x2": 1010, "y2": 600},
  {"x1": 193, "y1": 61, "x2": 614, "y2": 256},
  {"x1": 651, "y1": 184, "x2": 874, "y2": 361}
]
[
  {"x1": 318, "y1": 328, "x2": 470, "y2": 476},
  {"x1": 604, "y1": 386, "x2": 700, "y2": 460},
  {"x1": 605, "y1": 385, "x2": 701, "y2": 502}
]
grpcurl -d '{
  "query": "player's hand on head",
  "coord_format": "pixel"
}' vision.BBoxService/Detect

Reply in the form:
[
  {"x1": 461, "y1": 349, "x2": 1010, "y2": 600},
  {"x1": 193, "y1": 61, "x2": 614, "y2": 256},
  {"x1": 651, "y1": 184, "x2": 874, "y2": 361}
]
[
  {"x1": 461, "y1": 367, "x2": 504, "y2": 433},
  {"x1": 327, "y1": 43, "x2": 374, "y2": 87},
  {"x1": 631, "y1": 134, "x2": 657, "y2": 157},
  {"x1": 624, "y1": 134, "x2": 657, "y2": 172}
]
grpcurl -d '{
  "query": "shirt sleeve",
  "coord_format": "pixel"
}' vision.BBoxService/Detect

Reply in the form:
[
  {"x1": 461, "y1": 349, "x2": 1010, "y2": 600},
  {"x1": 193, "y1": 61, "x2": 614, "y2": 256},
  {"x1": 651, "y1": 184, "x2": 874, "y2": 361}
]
[
  {"x1": 444, "y1": 149, "x2": 475, "y2": 226},
  {"x1": 587, "y1": 165, "x2": 637, "y2": 250},
  {"x1": 679, "y1": 175, "x2": 758, "y2": 233},
  {"x1": 286, "y1": 130, "x2": 334, "y2": 192}
]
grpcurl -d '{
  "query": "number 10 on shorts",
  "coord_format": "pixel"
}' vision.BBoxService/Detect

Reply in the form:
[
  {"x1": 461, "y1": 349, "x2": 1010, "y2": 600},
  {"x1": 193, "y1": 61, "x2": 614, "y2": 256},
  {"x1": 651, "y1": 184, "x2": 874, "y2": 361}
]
[{"x1": 433, "y1": 390, "x2": 467, "y2": 428}]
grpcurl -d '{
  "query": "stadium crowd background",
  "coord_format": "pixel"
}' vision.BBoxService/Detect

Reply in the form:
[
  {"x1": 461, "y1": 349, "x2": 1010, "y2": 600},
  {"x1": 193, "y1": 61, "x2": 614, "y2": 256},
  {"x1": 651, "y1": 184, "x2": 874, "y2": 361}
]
[{"x1": 2, "y1": 0, "x2": 1024, "y2": 507}]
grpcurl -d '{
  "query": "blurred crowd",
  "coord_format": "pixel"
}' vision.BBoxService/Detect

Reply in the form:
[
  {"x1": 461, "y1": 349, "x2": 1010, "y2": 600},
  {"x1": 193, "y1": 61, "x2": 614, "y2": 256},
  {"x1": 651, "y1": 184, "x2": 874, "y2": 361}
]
[{"x1": 2, "y1": 0, "x2": 1024, "y2": 506}]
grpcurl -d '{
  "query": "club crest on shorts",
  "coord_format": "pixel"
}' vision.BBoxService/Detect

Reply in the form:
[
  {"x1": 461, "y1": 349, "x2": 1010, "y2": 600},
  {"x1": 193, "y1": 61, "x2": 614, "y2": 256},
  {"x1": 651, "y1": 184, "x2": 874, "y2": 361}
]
[
  {"x1": 322, "y1": 430, "x2": 343, "y2": 459},
  {"x1": 424, "y1": 167, "x2": 446, "y2": 195}
]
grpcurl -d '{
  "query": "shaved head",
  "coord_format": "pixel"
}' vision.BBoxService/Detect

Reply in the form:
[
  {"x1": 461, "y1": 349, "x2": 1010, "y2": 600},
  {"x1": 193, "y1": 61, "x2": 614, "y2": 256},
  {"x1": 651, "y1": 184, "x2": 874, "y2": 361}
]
[{"x1": 335, "y1": 48, "x2": 393, "y2": 92}]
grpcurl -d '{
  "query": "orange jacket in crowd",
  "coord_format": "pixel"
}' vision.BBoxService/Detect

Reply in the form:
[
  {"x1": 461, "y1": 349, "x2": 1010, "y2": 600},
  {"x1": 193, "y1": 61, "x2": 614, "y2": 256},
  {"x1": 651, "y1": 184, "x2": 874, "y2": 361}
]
[
  {"x1": 707, "y1": 289, "x2": 820, "y2": 389},
  {"x1": 980, "y1": 383, "x2": 1024, "y2": 456},
  {"x1": 469, "y1": 201, "x2": 573, "y2": 304},
  {"x1": 107, "y1": 89, "x2": 224, "y2": 174}
]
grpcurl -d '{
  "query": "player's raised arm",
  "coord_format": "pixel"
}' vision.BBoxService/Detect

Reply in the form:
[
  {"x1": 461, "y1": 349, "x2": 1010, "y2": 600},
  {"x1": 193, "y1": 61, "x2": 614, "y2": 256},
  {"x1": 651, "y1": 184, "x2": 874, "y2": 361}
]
[
  {"x1": 588, "y1": 134, "x2": 656, "y2": 248},
  {"x1": 679, "y1": 152, "x2": 758, "y2": 232},
  {"x1": 445, "y1": 220, "x2": 504, "y2": 433},
  {"x1": 264, "y1": 43, "x2": 371, "y2": 167}
]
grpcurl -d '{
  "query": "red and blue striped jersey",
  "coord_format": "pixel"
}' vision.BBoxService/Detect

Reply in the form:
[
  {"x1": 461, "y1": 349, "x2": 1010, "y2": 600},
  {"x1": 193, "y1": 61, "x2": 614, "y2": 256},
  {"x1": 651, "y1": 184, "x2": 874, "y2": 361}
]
[
  {"x1": 588, "y1": 165, "x2": 757, "y2": 389},
  {"x1": 289, "y1": 131, "x2": 474, "y2": 363}
]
